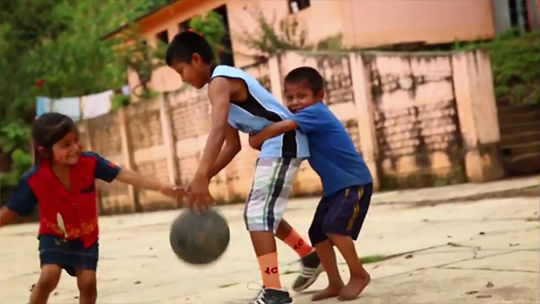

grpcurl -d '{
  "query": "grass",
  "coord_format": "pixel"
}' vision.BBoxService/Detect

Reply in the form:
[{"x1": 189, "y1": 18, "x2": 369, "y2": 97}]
[{"x1": 359, "y1": 254, "x2": 388, "y2": 264}]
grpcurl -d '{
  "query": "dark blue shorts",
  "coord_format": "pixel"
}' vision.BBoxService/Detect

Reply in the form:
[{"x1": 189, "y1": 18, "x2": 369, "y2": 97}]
[
  {"x1": 38, "y1": 235, "x2": 99, "y2": 277},
  {"x1": 308, "y1": 183, "x2": 372, "y2": 245}
]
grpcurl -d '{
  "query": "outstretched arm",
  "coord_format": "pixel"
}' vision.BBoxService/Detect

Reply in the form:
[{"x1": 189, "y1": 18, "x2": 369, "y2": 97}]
[
  {"x1": 249, "y1": 120, "x2": 298, "y2": 150},
  {"x1": 115, "y1": 168, "x2": 184, "y2": 199}
]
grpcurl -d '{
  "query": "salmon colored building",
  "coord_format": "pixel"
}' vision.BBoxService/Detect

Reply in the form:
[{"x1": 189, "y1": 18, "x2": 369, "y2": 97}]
[{"x1": 104, "y1": 0, "x2": 499, "y2": 93}]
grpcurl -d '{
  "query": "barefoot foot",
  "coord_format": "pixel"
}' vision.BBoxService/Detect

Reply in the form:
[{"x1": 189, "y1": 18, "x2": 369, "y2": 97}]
[
  {"x1": 312, "y1": 284, "x2": 344, "y2": 301},
  {"x1": 338, "y1": 273, "x2": 370, "y2": 301}
]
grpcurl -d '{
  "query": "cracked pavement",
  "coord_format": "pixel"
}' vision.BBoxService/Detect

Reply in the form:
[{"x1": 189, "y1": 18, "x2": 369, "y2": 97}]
[{"x1": 0, "y1": 176, "x2": 538, "y2": 303}]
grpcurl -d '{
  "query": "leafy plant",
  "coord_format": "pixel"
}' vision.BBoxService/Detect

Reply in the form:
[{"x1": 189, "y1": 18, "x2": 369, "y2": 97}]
[
  {"x1": 0, "y1": 148, "x2": 33, "y2": 189},
  {"x1": 316, "y1": 34, "x2": 343, "y2": 51},
  {"x1": 115, "y1": 25, "x2": 167, "y2": 98},
  {"x1": 0, "y1": 0, "x2": 168, "y2": 189},
  {"x1": 189, "y1": 11, "x2": 228, "y2": 62},
  {"x1": 111, "y1": 94, "x2": 130, "y2": 111},
  {"x1": 0, "y1": 123, "x2": 30, "y2": 154},
  {"x1": 240, "y1": 8, "x2": 310, "y2": 59},
  {"x1": 454, "y1": 29, "x2": 540, "y2": 105}
]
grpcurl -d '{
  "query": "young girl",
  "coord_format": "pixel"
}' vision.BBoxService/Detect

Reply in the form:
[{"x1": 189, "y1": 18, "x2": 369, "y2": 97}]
[{"x1": 0, "y1": 113, "x2": 182, "y2": 304}]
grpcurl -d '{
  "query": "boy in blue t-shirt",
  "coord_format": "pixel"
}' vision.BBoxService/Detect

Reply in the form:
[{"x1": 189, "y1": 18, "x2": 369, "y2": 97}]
[{"x1": 249, "y1": 67, "x2": 373, "y2": 301}]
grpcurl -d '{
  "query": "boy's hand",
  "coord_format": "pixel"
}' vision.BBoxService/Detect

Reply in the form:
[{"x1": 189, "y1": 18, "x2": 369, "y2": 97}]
[
  {"x1": 248, "y1": 133, "x2": 263, "y2": 150},
  {"x1": 187, "y1": 174, "x2": 213, "y2": 214}
]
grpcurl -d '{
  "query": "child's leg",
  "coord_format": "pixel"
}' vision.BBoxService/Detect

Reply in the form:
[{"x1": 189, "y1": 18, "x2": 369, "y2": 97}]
[
  {"x1": 311, "y1": 239, "x2": 344, "y2": 301},
  {"x1": 318, "y1": 183, "x2": 373, "y2": 300},
  {"x1": 29, "y1": 264, "x2": 62, "y2": 304},
  {"x1": 277, "y1": 218, "x2": 322, "y2": 292},
  {"x1": 308, "y1": 199, "x2": 343, "y2": 298},
  {"x1": 76, "y1": 269, "x2": 97, "y2": 304},
  {"x1": 251, "y1": 231, "x2": 281, "y2": 289},
  {"x1": 244, "y1": 158, "x2": 302, "y2": 292},
  {"x1": 327, "y1": 233, "x2": 370, "y2": 301},
  {"x1": 276, "y1": 219, "x2": 313, "y2": 258}
]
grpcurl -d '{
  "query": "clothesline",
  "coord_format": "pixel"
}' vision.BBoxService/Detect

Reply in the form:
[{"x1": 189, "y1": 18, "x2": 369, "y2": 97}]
[{"x1": 36, "y1": 86, "x2": 130, "y2": 121}]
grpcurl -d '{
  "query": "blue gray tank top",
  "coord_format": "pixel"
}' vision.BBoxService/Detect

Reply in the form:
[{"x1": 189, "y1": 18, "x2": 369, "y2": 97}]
[{"x1": 211, "y1": 65, "x2": 309, "y2": 158}]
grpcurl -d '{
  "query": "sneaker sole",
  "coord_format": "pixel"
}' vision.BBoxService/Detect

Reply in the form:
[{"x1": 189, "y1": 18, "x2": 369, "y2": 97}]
[
  {"x1": 292, "y1": 264, "x2": 324, "y2": 292},
  {"x1": 254, "y1": 297, "x2": 293, "y2": 304}
]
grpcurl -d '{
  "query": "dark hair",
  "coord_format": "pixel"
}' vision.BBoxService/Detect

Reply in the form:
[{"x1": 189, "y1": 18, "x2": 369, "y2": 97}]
[
  {"x1": 284, "y1": 67, "x2": 324, "y2": 94},
  {"x1": 166, "y1": 31, "x2": 214, "y2": 66},
  {"x1": 32, "y1": 113, "x2": 77, "y2": 162}
]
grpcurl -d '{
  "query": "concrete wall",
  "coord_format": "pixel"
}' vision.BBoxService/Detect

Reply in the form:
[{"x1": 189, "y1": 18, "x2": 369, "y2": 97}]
[
  {"x1": 452, "y1": 50, "x2": 505, "y2": 182},
  {"x1": 363, "y1": 53, "x2": 464, "y2": 188},
  {"x1": 82, "y1": 50, "x2": 503, "y2": 213}
]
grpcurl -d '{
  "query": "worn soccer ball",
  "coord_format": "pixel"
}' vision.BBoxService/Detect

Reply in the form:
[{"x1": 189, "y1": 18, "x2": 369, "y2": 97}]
[{"x1": 169, "y1": 208, "x2": 230, "y2": 264}]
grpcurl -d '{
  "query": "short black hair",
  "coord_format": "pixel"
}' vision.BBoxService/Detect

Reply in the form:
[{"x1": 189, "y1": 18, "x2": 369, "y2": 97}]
[
  {"x1": 166, "y1": 31, "x2": 214, "y2": 66},
  {"x1": 284, "y1": 67, "x2": 324, "y2": 94}
]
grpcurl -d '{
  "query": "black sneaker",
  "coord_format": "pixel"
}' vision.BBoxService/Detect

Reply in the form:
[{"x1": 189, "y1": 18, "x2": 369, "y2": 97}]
[
  {"x1": 291, "y1": 250, "x2": 323, "y2": 292},
  {"x1": 253, "y1": 288, "x2": 293, "y2": 304}
]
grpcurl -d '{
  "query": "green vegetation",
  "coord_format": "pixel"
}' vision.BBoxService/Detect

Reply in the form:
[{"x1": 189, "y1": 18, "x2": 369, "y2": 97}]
[
  {"x1": 359, "y1": 254, "x2": 387, "y2": 264},
  {"x1": 240, "y1": 8, "x2": 309, "y2": 59},
  {"x1": 189, "y1": 11, "x2": 228, "y2": 62},
  {"x1": 0, "y1": 0, "x2": 169, "y2": 192},
  {"x1": 454, "y1": 29, "x2": 540, "y2": 106}
]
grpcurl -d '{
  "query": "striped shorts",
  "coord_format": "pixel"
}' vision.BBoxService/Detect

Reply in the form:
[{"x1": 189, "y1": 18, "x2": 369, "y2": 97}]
[{"x1": 244, "y1": 157, "x2": 302, "y2": 233}]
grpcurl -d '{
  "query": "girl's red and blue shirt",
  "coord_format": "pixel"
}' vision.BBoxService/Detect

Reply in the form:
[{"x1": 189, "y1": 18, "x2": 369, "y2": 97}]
[{"x1": 6, "y1": 152, "x2": 120, "y2": 248}]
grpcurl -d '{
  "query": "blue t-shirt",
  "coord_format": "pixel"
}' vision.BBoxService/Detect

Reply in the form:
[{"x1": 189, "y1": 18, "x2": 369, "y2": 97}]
[{"x1": 291, "y1": 102, "x2": 372, "y2": 197}]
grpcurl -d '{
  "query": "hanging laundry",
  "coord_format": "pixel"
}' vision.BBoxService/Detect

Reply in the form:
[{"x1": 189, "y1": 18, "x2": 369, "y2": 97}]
[
  {"x1": 36, "y1": 96, "x2": 51, "y2": 117},
  {"x1": 121, "y1": 85, "x2": 130, "y2": 96},
  {"x1": 81, "y1": 90, "x2": 113, "y2": 119},
  {"x1": 50, "y1": 97, "x2": 81, "y2": 121}
]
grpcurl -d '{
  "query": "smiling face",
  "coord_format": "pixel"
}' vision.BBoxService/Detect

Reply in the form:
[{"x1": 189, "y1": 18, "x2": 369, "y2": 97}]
[
  {"x1": 49, "y1": 130, "x2": 82, "y2": 165},
  {"x1": 283, "y1": 81, "x2": 324, "y2": 113},
  {"x1": 169, "y1": 53, "x2": 210, "y2": 89}
]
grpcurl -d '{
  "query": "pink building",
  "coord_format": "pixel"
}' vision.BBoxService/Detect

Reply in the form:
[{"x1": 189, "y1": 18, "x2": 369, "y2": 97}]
[{"x1": 104, "y1": 0, "x2": 497, "y2": 92}]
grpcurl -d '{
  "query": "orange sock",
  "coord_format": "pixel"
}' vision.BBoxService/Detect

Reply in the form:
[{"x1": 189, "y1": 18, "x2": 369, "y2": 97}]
[
  {"x1": 257, "y1": 252, "x2": 281, "y2": 289},
  {"x1": 283, "y1": 229, "x2": 313, "y2": 258}
]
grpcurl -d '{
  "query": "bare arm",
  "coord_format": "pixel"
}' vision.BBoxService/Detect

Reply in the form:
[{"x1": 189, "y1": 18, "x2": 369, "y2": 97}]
[
  {"x1": 208, "y1": 124, "x2": 241, "y2": 178},
  {"x1": 187, "y1": 77, "x2": 232, "y2": 209},
  {"x1": 0, "y1": 206, "x2": 18, "y2": 227},
  {"x1": 195, "y1": 77, "x2": 231, "y2": 180},
  {"x1": 249, "y1": 120, "x2": 298, "y2": 150},
  {"x1": 116, "y1": 168, "x2": 162, "y2": 191},
  {"x1": 115, "y1": 168, "x2": 183, "y2": 198}
]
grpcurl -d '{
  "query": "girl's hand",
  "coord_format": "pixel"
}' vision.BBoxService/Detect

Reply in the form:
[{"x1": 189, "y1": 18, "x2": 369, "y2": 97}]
[{"x1": 160, "y1": 185, "x2": 186, "y2": 202}]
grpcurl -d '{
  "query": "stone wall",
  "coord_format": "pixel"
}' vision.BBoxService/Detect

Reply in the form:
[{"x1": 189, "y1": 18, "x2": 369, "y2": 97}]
[{"x1": 364, "y1": 53, "x2": 465, "y2": 188}]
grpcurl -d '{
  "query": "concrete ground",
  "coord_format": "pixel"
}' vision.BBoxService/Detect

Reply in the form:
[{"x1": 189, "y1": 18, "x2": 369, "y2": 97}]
[{"x1": 0, "y1": 176, "x2": 538, "y2": 304}]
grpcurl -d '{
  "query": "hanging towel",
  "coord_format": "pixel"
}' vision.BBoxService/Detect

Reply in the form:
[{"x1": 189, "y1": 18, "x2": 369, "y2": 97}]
[
  {"x1": 36, "y1": 96, "x2": 51, "y2": 117},
  {"x1": 50, "y1": 97, "x2": 81, "y2": 121},
  {"x1": 81, "y1": 90, "x2": 113, "y2": 119}
]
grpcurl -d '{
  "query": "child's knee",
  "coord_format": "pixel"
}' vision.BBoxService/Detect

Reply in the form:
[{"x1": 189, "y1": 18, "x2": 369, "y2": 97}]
[
  {"x1": 77, "y1": 274, "x2": 97, "y2": 293},
  {"x1": 37, "y1": 270, "x2": 60, "y2": 291}
]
